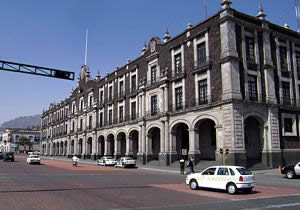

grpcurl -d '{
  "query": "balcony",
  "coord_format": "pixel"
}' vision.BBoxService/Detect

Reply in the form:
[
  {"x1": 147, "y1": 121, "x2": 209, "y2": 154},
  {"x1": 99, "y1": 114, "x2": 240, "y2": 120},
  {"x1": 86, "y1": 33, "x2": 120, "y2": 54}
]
[
  {"x1": 70, "y1": 130, "x2": 74, "y2": 134},
  {"x1": 118, "y1": 91, "x2": 126, "y2": 100},
  {"x1": 146, "y1": 108, "x2": 160, "y2": 117},
  {"x1": 108, "y1": 96, "x2": 114, "y2": 104},
  {"x1": 280, "y1": 97, "x2": 294, "y2": 106},
  {"x1": 129, "y1": 87, "x2": 138, "y2": 96},
  {"x1": 78, "y1": 127, "x2": 83, "y2": 132},
  {"x1": 171, "y1": 67, "x2": 186, "y2": 81},
  {"x1": 192, "y1": 57, "x2": 211, "y2": 73},
  {"x1": 97, "y1": 101, "x2": 104, "y2": 109},
  {"x1": 145, "y1": 77, "x2": 161, "y2": 88},
  {"x1": 169, "y1": 103, "x2": 188, "y2": 112}
]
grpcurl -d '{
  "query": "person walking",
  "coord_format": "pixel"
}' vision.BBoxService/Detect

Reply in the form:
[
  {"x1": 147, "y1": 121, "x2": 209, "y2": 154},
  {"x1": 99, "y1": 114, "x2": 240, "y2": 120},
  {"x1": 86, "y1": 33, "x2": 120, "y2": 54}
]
[
  {"x1": 188, "y1": 159, "x2": 194, "y2": 174},
  {"x1": 179, "y1": 158, "x2": 185, "y2": 174}
]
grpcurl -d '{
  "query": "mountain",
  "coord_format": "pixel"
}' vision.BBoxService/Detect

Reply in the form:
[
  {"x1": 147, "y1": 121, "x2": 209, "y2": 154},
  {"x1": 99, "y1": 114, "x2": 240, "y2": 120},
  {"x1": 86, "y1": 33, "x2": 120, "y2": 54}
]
[{"x1": 0, "y1": 114, "x2": 41, "y2": 129}]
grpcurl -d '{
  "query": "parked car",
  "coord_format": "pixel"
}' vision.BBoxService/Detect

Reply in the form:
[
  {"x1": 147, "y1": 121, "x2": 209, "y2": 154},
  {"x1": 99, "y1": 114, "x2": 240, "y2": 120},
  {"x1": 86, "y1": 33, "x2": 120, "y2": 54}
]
[
  {"x1": 281, "y1": 161, "x2": 300, "y2": 179},
  {"x1": 0, "y1": 152, "x2": 3, "y2": 159},
  {"x1": 97, "y1": 156, "x2": 117, "y2": 166},
  {"x1": 115, "y1": 157, "x2": 136, "y2": 168},
  {"x1": 26, "y1": 155, "x2": 41, "y2": 164},
  {"x1": 186, "y1": 166, "x2": 255, "y2": 194},
  {"x1": 3, "y1": 152, "x2": 14, "y2": 162}
]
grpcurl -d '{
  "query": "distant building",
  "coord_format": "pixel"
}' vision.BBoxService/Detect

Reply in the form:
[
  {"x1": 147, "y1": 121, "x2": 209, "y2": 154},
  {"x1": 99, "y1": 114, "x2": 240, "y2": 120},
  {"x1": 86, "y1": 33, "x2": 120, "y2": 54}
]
[
  {"x1": 41, "y1": 1, "x2": 300, "y2": 168},
  {"x1": 0, "y1": 128, "x2": 41, "y2": 153}
]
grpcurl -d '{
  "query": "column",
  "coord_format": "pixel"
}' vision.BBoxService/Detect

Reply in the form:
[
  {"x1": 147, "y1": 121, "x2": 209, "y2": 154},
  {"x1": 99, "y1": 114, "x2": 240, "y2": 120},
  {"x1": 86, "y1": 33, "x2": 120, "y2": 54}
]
[
  {"x1": 142, "y1": 94, "x2": 146, "y2": 117},
  {"x1": 82, "y1": 136, "x2": 86, "y2": 156},
  {"x1": 146, "y1": 134, "x2": 152, "y2": 155},
  {"x1": 92, "y1": 133, "x2": 97, "y2": 155},
  {"x1": 164, "y1": 86, "x2": 169, "y2": 112},
  {"x1": 142, "y1": 124, "x2": 146, "y2": 153},
  {"x1": 138, "y1": 125, "x2": 143, "y2": 154},
  {"x1": 66, "y1": 139, "x2": 70, "y2": 156},
  {"x1": 159, "y1": 87, "x2": 164, "y2": 113},
  {"x1": 188, "y1": 128, "x2": 200, "y2": 154},
  {"x1": 104, "y1": 139, "x2": 110, "y2": 156},
  {"x1": 160, "y1": 121, "x2": 165, "y2": 153},
  {"x1": 164, "y1": 120, "x2": 169, "y2": 153},
  {"x1": 126, "y1": 136, "x2": 132, "y2": 156},
  {"x1": 74, "y1": 137, "x2": 78, "y2": 155}
]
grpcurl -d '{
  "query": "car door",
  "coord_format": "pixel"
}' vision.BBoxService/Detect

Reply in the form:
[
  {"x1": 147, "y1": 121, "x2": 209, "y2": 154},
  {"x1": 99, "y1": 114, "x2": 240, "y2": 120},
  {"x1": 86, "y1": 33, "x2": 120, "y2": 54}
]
[
  {"x1": 200, "y1": 167, "x2": 217, "y2": 188},
  {"x1": 295, "y1": 162, "x2": 300, "y2": 175},
  {"x1": 215, "y1": 167, "x2": 230, "y2": 190}
]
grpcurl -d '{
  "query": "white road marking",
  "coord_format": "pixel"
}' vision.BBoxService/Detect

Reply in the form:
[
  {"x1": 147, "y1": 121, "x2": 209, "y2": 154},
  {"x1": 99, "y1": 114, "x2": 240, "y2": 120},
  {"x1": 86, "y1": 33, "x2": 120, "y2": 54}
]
[{"x1": 243, "y1": 202, "x2": 300, "y2": 210}]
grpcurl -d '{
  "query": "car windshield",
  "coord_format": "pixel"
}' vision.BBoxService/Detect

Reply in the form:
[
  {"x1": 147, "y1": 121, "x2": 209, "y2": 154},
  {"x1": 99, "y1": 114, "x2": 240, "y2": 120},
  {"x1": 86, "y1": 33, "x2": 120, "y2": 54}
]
[
  {"x1": 125, "y1": 157, "x2": 133, "y2": 160},
  {"x1": 236, "y1": 168, "x2": 252, "y2": 175},
  {"x1": 30, "y1": 155, "x2": 39, "y2": 158}
]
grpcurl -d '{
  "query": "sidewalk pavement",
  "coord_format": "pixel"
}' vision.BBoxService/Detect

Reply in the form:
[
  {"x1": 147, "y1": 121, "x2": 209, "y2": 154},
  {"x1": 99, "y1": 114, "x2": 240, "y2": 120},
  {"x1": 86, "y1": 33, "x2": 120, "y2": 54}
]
[{"x1": 40, "y1": 156, "x2": 278, "y2": 175}]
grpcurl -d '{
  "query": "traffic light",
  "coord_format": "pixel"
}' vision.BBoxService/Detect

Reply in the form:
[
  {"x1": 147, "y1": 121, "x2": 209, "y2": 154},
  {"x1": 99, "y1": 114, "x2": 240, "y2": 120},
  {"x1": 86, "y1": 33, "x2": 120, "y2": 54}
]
[{"x1": 52, "y1": 70, "x2": 74, "y2": 80}]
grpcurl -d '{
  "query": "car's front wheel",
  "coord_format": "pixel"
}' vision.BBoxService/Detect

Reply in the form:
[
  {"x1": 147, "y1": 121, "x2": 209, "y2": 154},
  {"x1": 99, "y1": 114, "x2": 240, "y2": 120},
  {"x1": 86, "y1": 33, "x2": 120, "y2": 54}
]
[
  {"x1": 286, "y1": 170, "x2": 295, "y2": 179},
  {"x1": 189, "y1": 179, "x2": 198, "y2": 190},
  {"x1": 227, "y1": 183, "x2": 237, "y2": 194}
]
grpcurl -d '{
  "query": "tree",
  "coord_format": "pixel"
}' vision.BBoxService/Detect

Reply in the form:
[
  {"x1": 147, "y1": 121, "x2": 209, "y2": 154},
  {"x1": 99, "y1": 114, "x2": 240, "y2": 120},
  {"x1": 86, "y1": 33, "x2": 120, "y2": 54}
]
[{"x1": 18, "y1": 136, "x2": 30, "y2": 152}]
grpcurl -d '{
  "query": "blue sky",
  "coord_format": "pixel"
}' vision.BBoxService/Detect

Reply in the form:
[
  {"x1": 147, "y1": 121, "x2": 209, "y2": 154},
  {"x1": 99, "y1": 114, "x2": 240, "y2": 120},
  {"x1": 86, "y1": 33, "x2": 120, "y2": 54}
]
[{"x1": 0, "y1": 0, "x2": 296, "y2": 125}]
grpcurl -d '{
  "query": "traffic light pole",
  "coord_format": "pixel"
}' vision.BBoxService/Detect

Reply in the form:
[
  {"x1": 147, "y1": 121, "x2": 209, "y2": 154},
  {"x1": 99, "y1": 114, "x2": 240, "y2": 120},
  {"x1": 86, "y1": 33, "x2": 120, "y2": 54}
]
[{"x1": 0, "y1": 60, "x2": 74, "y2": 80}]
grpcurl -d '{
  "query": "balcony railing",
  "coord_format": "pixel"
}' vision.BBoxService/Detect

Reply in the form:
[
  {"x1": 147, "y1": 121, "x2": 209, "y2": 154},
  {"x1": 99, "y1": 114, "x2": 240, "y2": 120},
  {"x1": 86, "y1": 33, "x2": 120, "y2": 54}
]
[
  {"x1": 171, "y1": 67, "x2": 185, "y2": 80},
  {"x1": 146, "y1": 108, "x2": 160, "y2": 117},
  {"x1": 118, "y1": 91, "x2": 126, "y2": 99},
  {"x1": 145, "y1": 77, "x2": 161, "y2": 88},
  {"x1": 192, "y1": 57, "x2": 211, "y2": 72},
  {"x1": 280, "y1": 97, "x2": 294, "y2": 106}
]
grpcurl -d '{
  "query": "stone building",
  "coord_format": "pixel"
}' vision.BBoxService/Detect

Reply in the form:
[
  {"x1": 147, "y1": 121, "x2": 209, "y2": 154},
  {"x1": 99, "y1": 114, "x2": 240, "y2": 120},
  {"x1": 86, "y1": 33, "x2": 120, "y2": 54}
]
[
  {"x1": 0, "y1": 128, "x2": 41, "y2": 153},
  {"x1": 41, "y1": 1, "x2": 300, "y2": 168}
]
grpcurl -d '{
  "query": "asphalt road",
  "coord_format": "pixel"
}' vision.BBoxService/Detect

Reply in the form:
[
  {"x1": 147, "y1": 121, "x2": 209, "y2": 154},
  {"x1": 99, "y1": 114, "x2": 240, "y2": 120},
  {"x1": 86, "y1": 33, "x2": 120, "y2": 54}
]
[{"x1": 0, "y1": 155, "x2": 299, "y2": 210}]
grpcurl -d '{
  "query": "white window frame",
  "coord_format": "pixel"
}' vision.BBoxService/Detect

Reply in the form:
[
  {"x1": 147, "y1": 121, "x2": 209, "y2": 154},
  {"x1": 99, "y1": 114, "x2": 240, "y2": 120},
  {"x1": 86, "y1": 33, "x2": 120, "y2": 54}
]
[
  {"x1": 171, "y1": 44, "x2": 184, "y2": 77},
  {"x1": 282, "y1": 113, "x2": 296, "y2": 136}
]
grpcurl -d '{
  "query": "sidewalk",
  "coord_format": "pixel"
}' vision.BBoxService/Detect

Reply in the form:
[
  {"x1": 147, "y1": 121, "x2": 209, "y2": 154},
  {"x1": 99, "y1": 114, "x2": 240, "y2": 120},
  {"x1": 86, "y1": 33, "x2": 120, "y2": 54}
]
[{"x1": 40, "y1": 156, "x2": 278, "y2": 175}]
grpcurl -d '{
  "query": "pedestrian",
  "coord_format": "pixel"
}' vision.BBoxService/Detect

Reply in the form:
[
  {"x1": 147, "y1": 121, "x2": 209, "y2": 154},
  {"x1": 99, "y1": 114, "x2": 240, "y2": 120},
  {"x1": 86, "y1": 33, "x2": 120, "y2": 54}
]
[
  {"x1": 179, "y1": 158, "x2": 185, "y2": 174},
  {"x1": 188, "y1": 159, "x2": 194, "y2": 174}
]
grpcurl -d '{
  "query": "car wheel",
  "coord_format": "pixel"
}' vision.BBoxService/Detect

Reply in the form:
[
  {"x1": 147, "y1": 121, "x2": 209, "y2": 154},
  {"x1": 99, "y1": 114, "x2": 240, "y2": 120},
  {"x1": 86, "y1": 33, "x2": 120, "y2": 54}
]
[
  {"x1": 227, "y1": 183, "x2": 237, "y2": 194},
  {"x1": 189, "y1": 179, "x2": 198, "y2": 190},
  {"x1": 286, "y1": 170, "x2": 295, "y2": 179}
]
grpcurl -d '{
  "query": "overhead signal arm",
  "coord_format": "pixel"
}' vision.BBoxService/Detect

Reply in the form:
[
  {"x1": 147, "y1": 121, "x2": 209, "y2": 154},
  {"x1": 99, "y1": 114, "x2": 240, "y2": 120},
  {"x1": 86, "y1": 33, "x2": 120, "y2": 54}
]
[{"x1": 0, "y1": 60, "x2": 75, "y2": 80}]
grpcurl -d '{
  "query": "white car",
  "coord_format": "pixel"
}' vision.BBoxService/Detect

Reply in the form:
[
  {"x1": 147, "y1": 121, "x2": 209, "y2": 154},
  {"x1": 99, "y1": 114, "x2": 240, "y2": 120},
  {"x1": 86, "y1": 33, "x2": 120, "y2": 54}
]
[
  {"x1": 186, "y1": 166, "x2": 255, "y2": 194},
  {"x1": 97, "y1": 157, "x2": 117, "y2": 166},
  {"x1": 26, "y1": 155, "x2": 41, "y2": 165},
  {"x1": 115, "y1": 157, "x2": 136, "y2": 168}
]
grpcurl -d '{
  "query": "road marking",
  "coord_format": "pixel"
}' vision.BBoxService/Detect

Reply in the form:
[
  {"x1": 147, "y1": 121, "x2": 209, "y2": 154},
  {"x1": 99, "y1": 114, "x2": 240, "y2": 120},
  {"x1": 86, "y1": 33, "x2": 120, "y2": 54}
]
[{"x1": 243, "y1": 202, "x2": 300, "y2": 210}]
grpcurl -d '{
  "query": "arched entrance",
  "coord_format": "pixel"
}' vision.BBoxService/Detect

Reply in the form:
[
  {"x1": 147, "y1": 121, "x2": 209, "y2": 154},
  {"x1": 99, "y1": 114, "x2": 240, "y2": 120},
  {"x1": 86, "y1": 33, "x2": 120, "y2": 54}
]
[
  {"x1": 147, "y1": 127, "x2": 160, "y2": 161},
  {"x1": 97, "y1": 136, "x2": 105, "y2": 158},
  {"x1": 87, "y1": 137, "x2": 92, "y2": 158},
  {"x1": 60, "y1": 142, "x2": 64, "y2": 155},
  {"x1": 107, "y1": 134, "x2": 115, "y2": 157},
  {"x1": 64, "y1": 141, "x2": 67, "y2": 156},
  {"x1": 195, "y1": 119, "x2": 216, "y2": 160},
  {"x1": 129, "y1": 130, "x2": 139, "y2": 159},
  {"x1": 172, "y1": 123, "x2": 189, "y2": 160},
  {"x1": 78, "y1": 139, "x2": 83, "y2": 155},
  {"x1": 117, "y1": 132, "x2": 126, "y2": 157},
  {"x1": 244, "y1": 116, "x2": 264, "y2": 168},
  {"x1": 71, "y1": 140, "x2": 74, "y2": 155},
  {"x1": 53, "y1": 143, "x2": 56, "y2": 155}
]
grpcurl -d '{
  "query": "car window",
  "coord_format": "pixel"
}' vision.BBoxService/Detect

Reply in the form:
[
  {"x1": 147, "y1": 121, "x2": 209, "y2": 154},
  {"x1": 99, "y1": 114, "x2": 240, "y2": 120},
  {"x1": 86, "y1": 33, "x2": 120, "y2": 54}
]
[
  {"x1": 236, "y1": 168, "x2": 252, "y2": 175},
  {"x1": 217, "y1": 167, "x2": 229, "y2": 175},
  {"x1": 30, "y1": 155, "x2": 39, "y2": 158},
  {"x1": 202, "y1": 168, "x2": 216, "y2": 175},
  {"x1": 229, "y1": 168, "x2": 235, "y2": 176}
]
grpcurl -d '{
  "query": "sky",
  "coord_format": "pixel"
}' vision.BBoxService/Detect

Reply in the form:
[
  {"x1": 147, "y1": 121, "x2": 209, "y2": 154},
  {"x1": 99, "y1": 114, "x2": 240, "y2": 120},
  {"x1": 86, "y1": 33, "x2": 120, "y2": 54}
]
[{"x1": 0, "y1": 0, "x2": 297, "y2": 125}]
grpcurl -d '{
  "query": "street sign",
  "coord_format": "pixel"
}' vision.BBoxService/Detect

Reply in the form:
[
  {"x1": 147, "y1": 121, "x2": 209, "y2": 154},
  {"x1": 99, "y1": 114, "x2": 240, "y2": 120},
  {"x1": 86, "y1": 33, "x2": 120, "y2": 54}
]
[{"x1": 181, "y1": 149, "x2": 187, "y2": 155}]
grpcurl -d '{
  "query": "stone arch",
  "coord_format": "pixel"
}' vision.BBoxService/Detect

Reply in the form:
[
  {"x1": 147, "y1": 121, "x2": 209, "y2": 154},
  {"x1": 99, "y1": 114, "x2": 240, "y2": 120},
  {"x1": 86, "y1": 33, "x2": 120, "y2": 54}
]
[
  {"x1": 116, "y1": 129, "x2": 128, "y2": 138},
  {"x1": 64, "y1": 140, "x2": 68, "y2": 156},
  {"x1": 97, "y1": 135, "x2": 105, "y2": 157},
  {"x1": 146, "y1": 123, "x2": 162, "y2": 135},
  {"x1": 117, "y1": 131, "x2": 127, "y2": 157},
  {"x1": 78, "y1": 138, "x2": 83, "y2": 155},
  {"x1": 106, "y1": 133, "x2": 115, "y2": 157},
  {"x1": 192, "y1": 114, "x2": 219, "y2": 128},
  {"x1": 244, "y1": 114, "x2": 265, "y2": 168},
  {"x1": 87, "y1": 136, "x2": 93, "y2": 158},
  {"x1": 129, "y1": 129, "x2": 139, "y2": 159},
  {"x1": 171, "y1": 122, "x2": 190, "y2": 161},
  {"x1": 147, "y1": 126, "x2": 161, "y2": 161},
  {"x1": 194, "y1": 118, "x2": 217, "y2": 160},
  {"x1": 71, "y1": 139, "x2": 75, "y2": 155}
]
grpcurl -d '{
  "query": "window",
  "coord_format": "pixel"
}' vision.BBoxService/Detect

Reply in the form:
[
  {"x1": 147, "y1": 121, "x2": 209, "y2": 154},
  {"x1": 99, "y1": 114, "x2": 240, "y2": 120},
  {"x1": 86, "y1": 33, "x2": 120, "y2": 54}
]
[
  {"x1": 131, "y1": 75, "x2": 136, "y2": 91},
  {"x1": 109, "y1": 86, "x2": 113, "y2": 101},
  {"x1": 282, "y1": 82, "x2": 290, "y2": 105},
  {"x1": 175, "y1": 87, "x2": 183, "y2": 110},
  {"x1": 229, "y1": 168, "x2": 235, "y2": 176},
  {"x1": 72, "y1": 121, "x2": 75, "y2": 132},
  {"x1": 80, "y1": 100, "x2": 84, "y2": 111},
  {"x1": 100, "y1": 90, "x2": 104, "y2": 104},
  {"x1": 198, "y1": 79, "x2": 208, "y2": 104},
  {"x1": 284, "y1": 118, "x2": 293, "y2": 133},
  {"x1": 72, "y1": 104, "x2": 76, "y2": 113},
  {"x1": 89, "y1": 95, "x2": 93, "y2": 107},
  {"x1": 217, "y1": 167, "x2": 229, "y2": 176},
  {"x1": 89, "y1": 115, "x2": 92, "y2": 129},
  {"x1": 248, "y1": 75, "x2": 258, "y2": 101},
  {"x1": 108, "y1": 110, "x2": 112, "y2": 125},
  {"x1": 79, "y1": 119, "x2": 83, "y2": 131},
  {"x1": 296, "y1": 51, "x2": 300, "y2": 77},
  {"x1": 202, "y1": 167, "x2": 216, "y2": 175},
  {"x1": 246, "y1": 37, "x2": 255, "y2": 62},
  {"x1": 174, "y1": 53, "x2": 182, "y2": 75},
  {"x1": 236, "y1": 168, "x2": 252, "y2": 175},
  {"x1": 99, "y1": 112, "x2": 103, "y2": 127},
  {"x1": 151, "y1": 65, "x2": 157, "y2": 84},
  {"x1": 196, "y1": 42, "x2": 206, "y2": 66},
  {"x1": 65, "y1": 124, "x2": 68, "y2": 133},
  {"x1": 119, "y1": 106, "x2": 124, "y2": 123},
  {"x1": 119, "y1": 81, "x2": 124, "y2": 97},
  {"x1": 131, "y1": 102, "x2": 136, "y2": 120},
  {"x1": 151, "y1": 95, "x2": 157, "y2": 115},
  {"x1": 280, "y1": 46, "x2": 288, "y2": 70}
]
